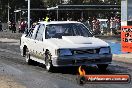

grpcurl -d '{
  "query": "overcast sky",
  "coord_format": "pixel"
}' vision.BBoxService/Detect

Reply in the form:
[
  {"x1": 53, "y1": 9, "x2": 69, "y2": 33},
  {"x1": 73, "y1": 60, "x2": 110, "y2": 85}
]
[{"x1": 128, "y1": 0, "x2": 132, "y2": 8}]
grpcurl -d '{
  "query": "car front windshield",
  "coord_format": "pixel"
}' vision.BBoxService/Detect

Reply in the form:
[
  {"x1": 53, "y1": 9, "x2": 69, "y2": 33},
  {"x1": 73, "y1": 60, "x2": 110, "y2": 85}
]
[{"x1": 45, "y1": 23, "x2": 93, "y2": 39}]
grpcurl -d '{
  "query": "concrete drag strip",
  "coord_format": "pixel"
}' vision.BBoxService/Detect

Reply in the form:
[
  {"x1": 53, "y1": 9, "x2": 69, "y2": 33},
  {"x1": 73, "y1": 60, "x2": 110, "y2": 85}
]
[
  {"x1": 0, "y1": 63, "x2": 25, "y2": 88},
  {"x1": 0, "y1": 48, "x2": 20, "y2": 55},
  {"x1": 113, "y1": 54, "x2": 132, "y2": 64},
  {"x1": 0, "y1": 75, "x2": 26, "y2": 88},
  {"x1": 0, "y1": 38, "x2": 19, "y2": 45}
]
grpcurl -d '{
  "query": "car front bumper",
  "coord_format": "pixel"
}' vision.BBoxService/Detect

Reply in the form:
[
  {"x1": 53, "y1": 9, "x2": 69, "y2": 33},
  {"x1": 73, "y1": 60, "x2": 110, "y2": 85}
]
[{"x1": 52, "y1": 54, "x2": 112, "y2": 67}]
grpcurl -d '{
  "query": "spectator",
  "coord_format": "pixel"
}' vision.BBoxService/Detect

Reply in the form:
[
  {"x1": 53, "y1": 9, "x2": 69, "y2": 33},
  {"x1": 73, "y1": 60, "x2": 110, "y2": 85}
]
[
  {"x1": 110, "y1": 17, "x2": 116, "y2": 35},
  {"x1": 88, "y1": 17, "x2": 93, "y2": 31},
  {"x1": 92, "y1": 17, "x2": 97, "y2": 33},
  {"x1": 19, "y1": 19, "x2": 27, "y2": 33},
  {"x1": 80, "y1": 17, "x2": 85, "y2": 23},
  {"x1": 67, "y1": 17, "x2": 70, "y2": 21},
  {"x1": 61, "y1": 18, "x2": 64, "y2": 21},
  {"x1": 95, "y1": 20, "x2": 101, "y2": 34},
  {"x1": 106, "y1": 19, "x2": 110, "y2": 34},
  {"x1": 69, "y1": 18, "x2": 72, "y2": 21},
  {"x1": 45, "y1": 16, "x2": 49, "y2": 22},
  {"x1": 8, "y1": 21, "x2": 11, "y2": 31},
  {"x1": 115, "y1": 16, "x2": 121, "y2": 30},
  {"x1": 31, "y1": 22, "x2": 37, "y2": 29},
  {"x1": 11, "y1": 21, "x2": 16, "y2": 33}
]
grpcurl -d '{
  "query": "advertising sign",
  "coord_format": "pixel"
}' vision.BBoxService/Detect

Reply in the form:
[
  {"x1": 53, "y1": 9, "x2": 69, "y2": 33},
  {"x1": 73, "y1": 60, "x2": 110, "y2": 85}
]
[{"x1": 121, "y1": 26, "x2": 132, "y2": 52}]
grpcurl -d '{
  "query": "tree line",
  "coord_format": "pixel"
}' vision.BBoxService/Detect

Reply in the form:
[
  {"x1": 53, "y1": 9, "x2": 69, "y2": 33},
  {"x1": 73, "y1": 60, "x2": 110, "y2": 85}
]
[{"x1": 0, "y1": 0, "x2": 121, "y2": 22}]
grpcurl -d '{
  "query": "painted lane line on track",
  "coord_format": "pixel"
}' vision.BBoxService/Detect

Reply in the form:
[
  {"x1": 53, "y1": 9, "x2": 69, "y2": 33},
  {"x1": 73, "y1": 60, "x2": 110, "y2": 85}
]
[
  {"x1": 0, "y1": 38, "x2": 19, "y2": 45},
  {"x1": 0, "y1": 48, "x2": 20, "y2": 55}
]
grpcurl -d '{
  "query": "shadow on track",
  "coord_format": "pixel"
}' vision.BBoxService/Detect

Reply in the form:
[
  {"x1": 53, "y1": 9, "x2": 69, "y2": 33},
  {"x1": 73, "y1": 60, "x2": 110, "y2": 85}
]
[{"x1": 37, "y1": 64, "x2": 116, "y2": 75}]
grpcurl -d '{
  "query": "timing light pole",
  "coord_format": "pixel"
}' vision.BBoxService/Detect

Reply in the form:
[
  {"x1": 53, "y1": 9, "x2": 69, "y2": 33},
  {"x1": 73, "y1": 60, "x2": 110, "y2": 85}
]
[
  {"x1": 25, "y1": 0, "x2": 30, "y2": 32},
  {"x1": 28, "y1": 0, "x2": 30, "y2": 32},
  {"x1": 8, "y1": 2, "x2": 10, "y2": 30}
]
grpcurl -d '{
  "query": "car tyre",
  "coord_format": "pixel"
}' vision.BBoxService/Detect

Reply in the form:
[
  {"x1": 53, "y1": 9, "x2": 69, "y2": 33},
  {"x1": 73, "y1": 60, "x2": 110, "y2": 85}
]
[
  {"x1": 25, "y1": 48, "x2": 33, "y2": 65},
  {"x1": 45, "y1": 53, "x2": 54, "y2": 72},
  {"x1": 97, "y1": 64, "x2": 108, "y2": 70}
]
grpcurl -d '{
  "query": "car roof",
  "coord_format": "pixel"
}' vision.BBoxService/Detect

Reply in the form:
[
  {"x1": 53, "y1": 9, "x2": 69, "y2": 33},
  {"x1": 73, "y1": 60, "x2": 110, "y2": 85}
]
[{"x1": 38, "y1": 21, "x2": 82, "y2": 25}]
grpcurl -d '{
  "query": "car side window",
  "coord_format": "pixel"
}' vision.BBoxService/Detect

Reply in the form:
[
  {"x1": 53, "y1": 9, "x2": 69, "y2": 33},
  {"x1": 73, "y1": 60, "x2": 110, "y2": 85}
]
[
  {"x1": 35, "y1": 24, "x2": 44, "y2": 41},
  {"x1": 26, "y1": 29, "x2": 33, "y2": 38}
]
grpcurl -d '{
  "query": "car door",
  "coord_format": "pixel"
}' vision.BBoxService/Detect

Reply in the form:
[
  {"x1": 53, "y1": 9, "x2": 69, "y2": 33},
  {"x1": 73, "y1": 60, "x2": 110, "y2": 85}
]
[
  {"x1": 33, "y1": 24, "x2": 45, "y2": 60},
  {"x1": 23, "y1": 29, "x2": 34, "y2": 52},
  {"x1": 26, "y1": 25, "x2": 39, "y2": 56}
]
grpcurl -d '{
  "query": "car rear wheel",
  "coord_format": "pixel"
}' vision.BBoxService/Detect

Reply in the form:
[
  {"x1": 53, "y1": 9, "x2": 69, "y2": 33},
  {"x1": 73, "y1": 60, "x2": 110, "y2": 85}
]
[
  {"x1": 25, "y1": 48, "x2": 33, "y2": 65},
  {"x1": 97, "y1": 64, "x2": 108, "y2": 70}
]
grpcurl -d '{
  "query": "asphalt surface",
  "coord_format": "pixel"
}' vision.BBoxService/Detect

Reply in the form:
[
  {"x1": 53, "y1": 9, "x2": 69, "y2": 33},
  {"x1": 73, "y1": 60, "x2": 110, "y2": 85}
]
[{"x1": 0, "y1": 32, "x2": 131, "y2": 88}]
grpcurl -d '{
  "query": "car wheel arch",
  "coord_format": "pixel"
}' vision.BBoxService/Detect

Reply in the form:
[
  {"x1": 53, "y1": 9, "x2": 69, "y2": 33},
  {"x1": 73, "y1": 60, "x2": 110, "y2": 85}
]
[{"x1": 23, "y1": 45, "x2": 27, "y2": 57}]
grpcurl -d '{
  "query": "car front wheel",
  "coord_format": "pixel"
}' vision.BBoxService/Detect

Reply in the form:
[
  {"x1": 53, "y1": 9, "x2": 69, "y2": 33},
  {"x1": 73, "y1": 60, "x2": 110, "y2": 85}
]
[{"x1": 45, "y1": 53, "x2": 54, "y2": 72}]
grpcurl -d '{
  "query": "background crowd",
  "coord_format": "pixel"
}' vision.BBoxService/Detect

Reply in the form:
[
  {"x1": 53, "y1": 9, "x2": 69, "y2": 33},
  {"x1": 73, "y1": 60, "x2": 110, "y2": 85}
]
[{"x1": 0, "y1": 15, "x2": 121, "y2": 36}]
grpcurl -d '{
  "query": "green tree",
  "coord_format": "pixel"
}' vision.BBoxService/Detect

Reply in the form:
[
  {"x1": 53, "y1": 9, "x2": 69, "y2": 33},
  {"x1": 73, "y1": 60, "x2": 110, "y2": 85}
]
[
  {"x1": 0, "y1": 0, "x2": 121, "y2": 22},
  {"x1": 46, "y1": 0, "x2": 61, "y2": 7},
  {"x1": 70, "y1": 0, "x2": 84, "y2": 4},
  {"x1": 0, "y1": 0, "x2": 46, "y2": 22}
]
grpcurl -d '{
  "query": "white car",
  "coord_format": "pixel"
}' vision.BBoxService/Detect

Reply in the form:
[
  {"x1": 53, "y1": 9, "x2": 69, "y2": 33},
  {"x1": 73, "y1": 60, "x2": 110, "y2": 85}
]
[{"x1": 20, "y1": 21, "x2": 112, "y2": 71}]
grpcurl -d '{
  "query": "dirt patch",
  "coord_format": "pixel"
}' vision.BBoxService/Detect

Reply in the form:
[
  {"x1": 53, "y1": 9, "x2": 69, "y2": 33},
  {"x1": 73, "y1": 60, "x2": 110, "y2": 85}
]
[
  {"x1": 0, "y1": 75, "x2": 26, "y2": 88},
  {"x1": 113, "y1": 54, "x2": 132, "y2": 64}
]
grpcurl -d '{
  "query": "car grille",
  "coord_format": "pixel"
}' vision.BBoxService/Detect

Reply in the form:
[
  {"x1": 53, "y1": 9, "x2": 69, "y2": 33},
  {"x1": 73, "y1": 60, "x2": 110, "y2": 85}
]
[{"x1": 71, "y1": 49, "x2": 100, "y2": 54}]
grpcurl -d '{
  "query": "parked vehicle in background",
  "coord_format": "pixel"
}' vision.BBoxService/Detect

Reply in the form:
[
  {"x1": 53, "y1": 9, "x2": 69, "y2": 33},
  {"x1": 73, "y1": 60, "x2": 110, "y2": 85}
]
[{"x1": 20, "y1": 21, "x2": 112, "y2": 72}]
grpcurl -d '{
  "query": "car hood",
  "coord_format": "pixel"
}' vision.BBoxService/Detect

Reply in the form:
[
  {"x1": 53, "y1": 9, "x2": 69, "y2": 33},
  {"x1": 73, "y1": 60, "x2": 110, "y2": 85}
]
[{"x1": 46, "y1": 36, "x2": 109, "y2": 49}]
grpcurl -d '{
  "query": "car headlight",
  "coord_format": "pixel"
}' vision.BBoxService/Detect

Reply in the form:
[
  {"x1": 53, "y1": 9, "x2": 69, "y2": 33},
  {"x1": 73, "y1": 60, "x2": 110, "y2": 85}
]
[
  {"x1": 57, "y1": 49, "x2": 72, "y2": 56},
  {"x1": 99, "y1": 47, "x2": 110, "y2": 54}
]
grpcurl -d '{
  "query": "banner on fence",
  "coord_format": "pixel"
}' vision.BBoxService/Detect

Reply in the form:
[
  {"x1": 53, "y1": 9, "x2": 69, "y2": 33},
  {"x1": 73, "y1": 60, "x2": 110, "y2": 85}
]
[{"x1": 121, "y1": 26, "x2": 132, "y2": 52}]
